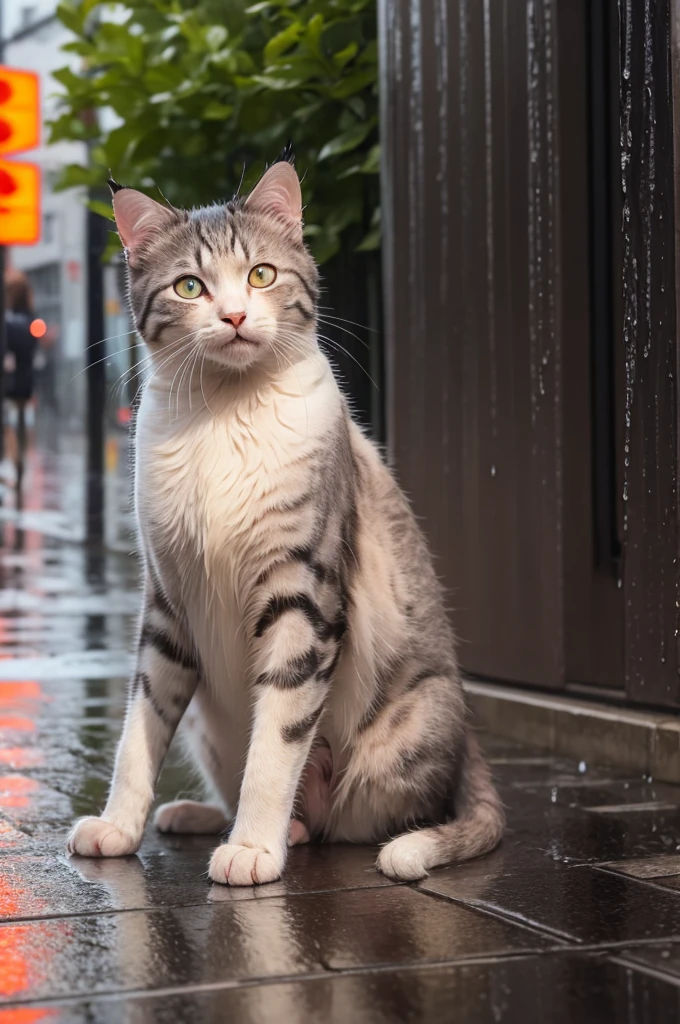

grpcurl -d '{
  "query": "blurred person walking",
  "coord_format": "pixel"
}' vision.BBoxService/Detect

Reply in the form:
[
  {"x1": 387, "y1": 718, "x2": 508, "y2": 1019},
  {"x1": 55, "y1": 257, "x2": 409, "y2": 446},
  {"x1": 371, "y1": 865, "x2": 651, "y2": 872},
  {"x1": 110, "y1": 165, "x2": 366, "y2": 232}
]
[{"x1": 2, "y1": 269, "x2": 38, "y2": 489}]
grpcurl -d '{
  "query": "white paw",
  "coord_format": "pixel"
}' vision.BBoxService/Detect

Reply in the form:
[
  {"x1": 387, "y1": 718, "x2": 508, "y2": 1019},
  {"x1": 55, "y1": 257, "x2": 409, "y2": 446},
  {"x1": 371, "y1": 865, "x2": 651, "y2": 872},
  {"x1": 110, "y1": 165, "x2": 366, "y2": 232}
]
[
  {"x1": 209, "y1": 843, "x2": 282, "y2": 886},
  {"x1": 154, "y1": 801, "x2": 229, "y2": 835},
  {"x1": 67, "y1": 816, "x2": 140, "y2": 858},
  {"x1": 377, "y1": 834, "x2": 429, "y2": 881}
]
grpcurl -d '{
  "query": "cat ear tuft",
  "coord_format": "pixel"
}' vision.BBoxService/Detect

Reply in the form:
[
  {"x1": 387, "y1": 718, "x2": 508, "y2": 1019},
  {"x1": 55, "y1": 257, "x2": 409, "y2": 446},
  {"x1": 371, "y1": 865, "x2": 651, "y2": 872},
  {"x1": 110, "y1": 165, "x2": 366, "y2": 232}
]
[
  {"x1": 274, "y1": 141, "x2": 295, "y2": 167},
  {"x1": 110, "y1": 187, "x2": 179, "y2": 263},
  {"x1": 245, "y1": 161, "x2": 302, "y2": 237}
]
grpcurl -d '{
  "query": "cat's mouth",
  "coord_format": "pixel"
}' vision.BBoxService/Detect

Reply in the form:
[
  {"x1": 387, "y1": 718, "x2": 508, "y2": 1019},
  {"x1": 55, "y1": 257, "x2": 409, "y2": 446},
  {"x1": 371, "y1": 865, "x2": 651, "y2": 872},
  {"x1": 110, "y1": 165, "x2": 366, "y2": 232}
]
[{"x1": 231, "y1": 332, "x2": 256, "y2": 345}]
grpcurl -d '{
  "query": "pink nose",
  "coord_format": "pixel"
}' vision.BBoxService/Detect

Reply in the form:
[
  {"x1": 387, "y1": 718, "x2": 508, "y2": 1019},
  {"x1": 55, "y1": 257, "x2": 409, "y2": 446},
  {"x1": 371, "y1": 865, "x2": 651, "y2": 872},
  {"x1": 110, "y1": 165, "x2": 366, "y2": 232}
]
[{"x1": 222, "y1": 311, "x2": 246, "y2": 328}]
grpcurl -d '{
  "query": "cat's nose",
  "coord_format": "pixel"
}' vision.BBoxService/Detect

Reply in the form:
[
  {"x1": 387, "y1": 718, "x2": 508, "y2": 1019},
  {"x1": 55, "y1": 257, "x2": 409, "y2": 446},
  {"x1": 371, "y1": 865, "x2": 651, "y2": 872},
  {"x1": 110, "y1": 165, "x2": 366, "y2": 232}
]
[{"x1": 222, "y1": 311, "x2": 246, "y2": 328}]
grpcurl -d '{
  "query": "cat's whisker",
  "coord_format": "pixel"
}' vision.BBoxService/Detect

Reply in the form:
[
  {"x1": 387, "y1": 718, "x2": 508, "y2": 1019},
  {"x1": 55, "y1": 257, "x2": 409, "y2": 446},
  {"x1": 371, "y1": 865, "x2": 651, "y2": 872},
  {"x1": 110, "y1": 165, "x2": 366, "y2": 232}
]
[
  {"x1": 112, "y1": 332, "x2": 199, "y2": 403},
  {"x1": 176, "y1": 343, "x2": 197, "y2": 418},
  {"x1": 316, "y1": 316, "x2": 372, "y2": 349},
  {"x1": 69, "y1": 342, "x2": 147, "y2": 385},
  {"x1": 169, "y1": 350, "x2": 192, "y2": 422},
  {"x1": 82, "y1": 328, "x2": 139, "y2": 354},
  {"x1": 316, "y1": 333, "x2": 380, "y2": 392},
  {"x1": 316, "y1": 308, "x2": 378, "y2": 334}
]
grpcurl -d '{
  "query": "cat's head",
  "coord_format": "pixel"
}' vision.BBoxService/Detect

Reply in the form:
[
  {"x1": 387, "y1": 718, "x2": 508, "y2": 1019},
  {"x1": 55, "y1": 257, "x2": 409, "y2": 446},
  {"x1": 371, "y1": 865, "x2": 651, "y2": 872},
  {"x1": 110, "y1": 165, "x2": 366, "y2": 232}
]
[{"x1": 111, "y1": 156, "x2": 318, "y2": 374}]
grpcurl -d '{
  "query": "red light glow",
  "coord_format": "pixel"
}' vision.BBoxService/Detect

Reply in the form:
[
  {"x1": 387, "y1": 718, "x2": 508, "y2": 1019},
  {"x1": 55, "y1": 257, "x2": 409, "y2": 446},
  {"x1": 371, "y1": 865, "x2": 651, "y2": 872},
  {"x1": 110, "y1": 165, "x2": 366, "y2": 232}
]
[{"x1": 29, "y1": 319, "x2": 45, "y2": 339}]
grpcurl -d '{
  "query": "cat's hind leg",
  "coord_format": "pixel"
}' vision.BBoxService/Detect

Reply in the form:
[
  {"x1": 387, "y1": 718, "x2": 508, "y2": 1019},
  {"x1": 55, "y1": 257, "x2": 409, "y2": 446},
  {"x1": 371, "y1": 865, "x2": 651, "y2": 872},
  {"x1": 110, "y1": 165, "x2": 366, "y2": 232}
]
[{"x1": 155, "y1": 800, "x2": 229, "y2": 835}]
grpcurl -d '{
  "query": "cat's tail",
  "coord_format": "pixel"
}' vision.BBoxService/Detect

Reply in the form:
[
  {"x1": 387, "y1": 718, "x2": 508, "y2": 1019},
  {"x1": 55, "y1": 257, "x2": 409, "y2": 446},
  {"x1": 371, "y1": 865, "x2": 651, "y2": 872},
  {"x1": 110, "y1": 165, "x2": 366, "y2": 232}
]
[{"x1": 376, "y1": 729, "x2": 505, "y2": 881}]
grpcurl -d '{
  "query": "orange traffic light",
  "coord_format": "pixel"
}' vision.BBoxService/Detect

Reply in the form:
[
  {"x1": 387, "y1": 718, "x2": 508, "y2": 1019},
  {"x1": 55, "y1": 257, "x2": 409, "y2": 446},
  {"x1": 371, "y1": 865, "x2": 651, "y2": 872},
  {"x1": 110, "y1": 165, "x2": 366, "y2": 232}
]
[
  {"x1": 0, "y1": 160, "x2": 40, "y2": 245},
  {"x1": 0, "y1": 67, "x2": 40, "y2": 245},
  {"x1": 0, "y1": 68, "x2": 39, "y2": 156}
]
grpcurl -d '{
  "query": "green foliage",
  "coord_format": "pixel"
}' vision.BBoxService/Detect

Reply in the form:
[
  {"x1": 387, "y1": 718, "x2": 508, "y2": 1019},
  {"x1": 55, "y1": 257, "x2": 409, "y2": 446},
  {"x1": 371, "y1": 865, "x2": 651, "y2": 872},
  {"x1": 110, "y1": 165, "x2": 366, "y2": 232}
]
[{"x1": 50, "y1": 0, "x2": 380, "y2": 263}]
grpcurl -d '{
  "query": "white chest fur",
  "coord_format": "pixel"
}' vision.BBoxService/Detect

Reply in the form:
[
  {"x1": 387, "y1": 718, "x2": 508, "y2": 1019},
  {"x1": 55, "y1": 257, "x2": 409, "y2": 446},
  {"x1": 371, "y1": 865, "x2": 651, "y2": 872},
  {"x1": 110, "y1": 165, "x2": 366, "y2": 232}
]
[{"x1": 133, "y1": 357, "x2": 339, "y2": 690}]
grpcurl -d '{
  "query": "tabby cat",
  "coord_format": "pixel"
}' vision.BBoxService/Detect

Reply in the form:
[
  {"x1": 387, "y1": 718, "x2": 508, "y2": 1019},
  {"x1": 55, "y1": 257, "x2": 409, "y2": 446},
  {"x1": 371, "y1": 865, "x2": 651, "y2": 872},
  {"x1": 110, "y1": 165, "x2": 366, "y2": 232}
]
[{"x1": 67, "y1": 154, "x2": 504, "y2": 885}]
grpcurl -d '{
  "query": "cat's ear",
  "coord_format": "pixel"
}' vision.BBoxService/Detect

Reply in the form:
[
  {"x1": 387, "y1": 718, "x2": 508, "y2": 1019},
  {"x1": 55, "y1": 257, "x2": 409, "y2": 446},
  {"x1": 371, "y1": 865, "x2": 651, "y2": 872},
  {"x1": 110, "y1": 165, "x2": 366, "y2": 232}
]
[
  {"x1": 245, "y1": 161, "x2": 303, "y2": 238},
  {"x1": 108, "y1": 181, "x2": 179, "y2": 262}
]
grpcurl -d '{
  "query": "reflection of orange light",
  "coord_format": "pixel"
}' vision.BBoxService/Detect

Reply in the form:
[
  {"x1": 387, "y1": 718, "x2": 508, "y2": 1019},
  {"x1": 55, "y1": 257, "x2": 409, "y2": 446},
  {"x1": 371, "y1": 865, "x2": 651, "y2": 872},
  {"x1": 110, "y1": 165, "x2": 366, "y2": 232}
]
[
  {"x1": 0, "y1": 776, "x2": 37, "y2": 793},
  {"x1": 28, "y1": 318, "x2": 46, "y2": 339},
  {"x1": 0, "y1": 820, "x2": 25, "y2": 849},
  {"x1": 0, "y1": 775, "x2": 37, "y2": 811},
  {"x1": 0, "y1": 864, "x2": 58, "y2": 1005},
  {"x1": 0, "y1": 748, "x2": 42, "y2": 768},
  {"x1": 0, "y1": 717, "x2": 35, "y2": 732},
  {"x1": 0, "y1": 925, "x2": 30, "y2": 996},
  {"x1": 0, "y1": 1010, "x2": 56, "y2": 1023},
  {"x1": 0, "y1": 681, "x2": 41, "y2": 702}
]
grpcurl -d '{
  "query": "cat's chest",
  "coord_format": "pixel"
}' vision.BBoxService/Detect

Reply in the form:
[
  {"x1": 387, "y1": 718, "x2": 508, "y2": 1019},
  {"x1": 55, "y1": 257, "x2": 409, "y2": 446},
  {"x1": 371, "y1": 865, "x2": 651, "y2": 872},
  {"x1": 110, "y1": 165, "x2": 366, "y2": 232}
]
[{"x1": 135, "y1": 390, "x2": 317, "y2": 569}]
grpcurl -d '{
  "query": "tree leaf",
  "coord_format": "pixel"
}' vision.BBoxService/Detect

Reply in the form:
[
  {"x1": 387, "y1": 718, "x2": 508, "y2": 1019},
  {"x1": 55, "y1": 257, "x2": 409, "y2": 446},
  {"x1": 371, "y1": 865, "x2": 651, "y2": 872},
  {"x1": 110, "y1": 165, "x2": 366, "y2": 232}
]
[
  {"x1": 318, "y1": 119, "x2": 376, "y2": 161},
  {"x1": 264, "y1": 22, "x2": 303, "y2": 65},
  {"x1": 201, "y1": 100, "x2": 234, "y2": 120}
]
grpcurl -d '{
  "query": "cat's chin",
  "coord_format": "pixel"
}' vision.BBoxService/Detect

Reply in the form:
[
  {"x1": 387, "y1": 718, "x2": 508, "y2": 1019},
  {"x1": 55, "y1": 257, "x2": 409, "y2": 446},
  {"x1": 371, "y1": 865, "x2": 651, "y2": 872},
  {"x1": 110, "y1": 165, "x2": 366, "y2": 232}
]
[{"x1": 203, "y1": 338, "x2": 263, "y2": 371}]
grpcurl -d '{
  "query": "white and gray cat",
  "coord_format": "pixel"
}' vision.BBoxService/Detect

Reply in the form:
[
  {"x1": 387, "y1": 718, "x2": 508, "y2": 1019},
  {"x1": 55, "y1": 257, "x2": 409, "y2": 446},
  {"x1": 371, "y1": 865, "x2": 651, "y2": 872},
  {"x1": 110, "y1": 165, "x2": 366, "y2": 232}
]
[{"x1": 67, "y1": 154, "x2": 504, "y2": 885}]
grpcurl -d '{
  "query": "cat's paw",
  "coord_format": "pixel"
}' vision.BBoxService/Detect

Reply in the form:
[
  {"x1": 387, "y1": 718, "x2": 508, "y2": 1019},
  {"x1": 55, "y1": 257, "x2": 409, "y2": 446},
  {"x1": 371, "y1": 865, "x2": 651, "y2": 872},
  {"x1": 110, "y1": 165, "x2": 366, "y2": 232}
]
[
  {"x1": 208, "y1": 843, "x2": 282, "y2": 886},
  {"x1": 377, "y1": 834, "x2": 429, "y2": 881},
  {"x1": 67, "y1": 816, "x2": 140, "y2": 858}
]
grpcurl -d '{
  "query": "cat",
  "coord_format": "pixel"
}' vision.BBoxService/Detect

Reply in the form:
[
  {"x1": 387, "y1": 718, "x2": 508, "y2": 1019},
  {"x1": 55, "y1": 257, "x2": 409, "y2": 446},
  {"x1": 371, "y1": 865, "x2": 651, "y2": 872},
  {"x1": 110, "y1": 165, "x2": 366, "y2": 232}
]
[{"x1": 67, "y1": 152, "x2": 504, "y2": 885}]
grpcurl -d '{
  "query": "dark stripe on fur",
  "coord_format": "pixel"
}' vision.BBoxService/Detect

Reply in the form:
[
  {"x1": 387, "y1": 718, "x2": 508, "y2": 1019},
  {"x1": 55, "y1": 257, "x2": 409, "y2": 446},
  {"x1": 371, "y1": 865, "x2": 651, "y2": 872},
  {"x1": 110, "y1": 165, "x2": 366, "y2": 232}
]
[
  {"x1": 282, "y1": 704, "x2": 324, "y2": 743},
  {"x1": 152, "y1": 586, "x2": 175, "y2": 619},
  {"x1": 285, "y1": 300, "x2": 314, "y2": 322},
  {"x1": 256, "y1": 546, "x2": 337, "y2": 588},
  {"x1": 254, "y1": 593, "x2": 338, "y2": 641},
  {"x1": 256, "y1": 647, "x2": 321, "y2": 689},
  {"x1": 147, "y1": 318, "x2": 176, "y2": 344},
  {"x1": 239, "y1": 229, "x2": 250, "y2": 262},
  {"x1": 281, "y1": 267, "x2": 318, "y2": 305},
  {"x1": 137, "y1": 282, "x2": 171, "y2": 335},
  {"x1": 140, "y1": 623, "x2": 197, "y2": 670},
  {"x1": 197, "y1": 228, "x2": 214, "y2": 256},
  {"x1": 316, "y1": 641, "x2": 343, "y2": 682},
  {"x1": 405, "y1": 667, "x2": 452, "y2": 693},
  {"x1": 137, "y1": 671, "x2": 170, "y2": 725}
]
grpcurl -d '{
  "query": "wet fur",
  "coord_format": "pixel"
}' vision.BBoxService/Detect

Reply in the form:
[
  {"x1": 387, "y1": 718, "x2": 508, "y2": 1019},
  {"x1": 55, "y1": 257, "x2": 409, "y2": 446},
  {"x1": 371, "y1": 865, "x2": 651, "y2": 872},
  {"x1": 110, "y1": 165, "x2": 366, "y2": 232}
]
[{"x1": 67, "y1": 159, "x2": 504, "y2": 883}]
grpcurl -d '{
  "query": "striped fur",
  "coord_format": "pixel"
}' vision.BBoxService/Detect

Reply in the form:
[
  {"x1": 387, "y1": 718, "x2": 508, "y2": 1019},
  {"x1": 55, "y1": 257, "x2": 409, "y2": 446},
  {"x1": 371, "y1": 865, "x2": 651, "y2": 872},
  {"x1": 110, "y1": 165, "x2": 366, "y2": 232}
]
[{"x1": 67, "y1": 160, "x2": 504, "y2": 883}]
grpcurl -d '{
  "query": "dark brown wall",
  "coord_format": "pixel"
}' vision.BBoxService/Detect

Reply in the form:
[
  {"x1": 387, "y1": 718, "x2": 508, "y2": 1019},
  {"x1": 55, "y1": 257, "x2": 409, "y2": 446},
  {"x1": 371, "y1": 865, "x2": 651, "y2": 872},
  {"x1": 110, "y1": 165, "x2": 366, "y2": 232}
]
[
  {"x1": 379, "y1": 0, "x2": 678, "y2": 703},
  {"x1": 619, "y1": 0, "x2": 679, "y2": 705}
]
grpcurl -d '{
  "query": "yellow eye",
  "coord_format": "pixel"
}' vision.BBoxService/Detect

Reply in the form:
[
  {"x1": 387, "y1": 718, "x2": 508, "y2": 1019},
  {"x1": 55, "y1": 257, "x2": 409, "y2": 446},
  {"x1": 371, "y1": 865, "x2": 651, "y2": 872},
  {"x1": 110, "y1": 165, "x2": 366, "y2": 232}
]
[
  {"x1": 248, "y1": 264, "x2": 277, "y2": 288},
  {"x1": 173, "y1": 276, "x2": 205, "y2": 299}
]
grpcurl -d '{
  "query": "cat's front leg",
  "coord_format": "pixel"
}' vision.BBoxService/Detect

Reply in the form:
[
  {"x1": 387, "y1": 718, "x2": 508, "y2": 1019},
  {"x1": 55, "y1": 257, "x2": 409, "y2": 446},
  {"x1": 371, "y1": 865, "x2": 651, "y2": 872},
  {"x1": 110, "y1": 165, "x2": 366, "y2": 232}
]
[
  {"x1": 68, "y1": 582, "x2": 199, "y2": 857},
  {"x1": 209, "y1": 585, "x2": 343, "y2": 886}
]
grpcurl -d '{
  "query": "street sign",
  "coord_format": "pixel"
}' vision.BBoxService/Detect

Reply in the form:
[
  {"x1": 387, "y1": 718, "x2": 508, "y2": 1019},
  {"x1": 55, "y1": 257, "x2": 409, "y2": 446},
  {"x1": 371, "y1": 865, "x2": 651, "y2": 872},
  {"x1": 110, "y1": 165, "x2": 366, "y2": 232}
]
[{"x1": 0, "y1": 67, "x2": 40, "y2": 245}]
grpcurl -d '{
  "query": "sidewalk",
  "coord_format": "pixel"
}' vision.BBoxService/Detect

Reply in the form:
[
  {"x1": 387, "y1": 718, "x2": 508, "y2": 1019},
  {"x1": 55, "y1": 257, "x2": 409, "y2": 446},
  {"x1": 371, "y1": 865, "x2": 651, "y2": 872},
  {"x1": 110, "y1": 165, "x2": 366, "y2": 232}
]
[{"x1": 2, "y1": 449, "x2": 680, "y2": 1021}]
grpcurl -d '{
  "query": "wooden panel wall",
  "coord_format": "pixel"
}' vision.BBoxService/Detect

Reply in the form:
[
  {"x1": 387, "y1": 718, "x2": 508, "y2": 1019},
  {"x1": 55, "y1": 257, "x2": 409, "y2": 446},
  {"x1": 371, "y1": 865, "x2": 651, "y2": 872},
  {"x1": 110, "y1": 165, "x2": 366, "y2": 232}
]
[{"x1": 379, "y1": 0, "x2": 567, "y2": 687}]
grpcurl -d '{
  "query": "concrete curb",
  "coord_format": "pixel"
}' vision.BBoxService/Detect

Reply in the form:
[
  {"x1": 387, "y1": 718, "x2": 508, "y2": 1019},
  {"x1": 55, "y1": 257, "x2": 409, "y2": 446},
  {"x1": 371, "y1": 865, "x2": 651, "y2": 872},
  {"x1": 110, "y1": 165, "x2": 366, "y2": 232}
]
[{"x1": 464, "y1": 680, "x2": 680, "y2": 783}]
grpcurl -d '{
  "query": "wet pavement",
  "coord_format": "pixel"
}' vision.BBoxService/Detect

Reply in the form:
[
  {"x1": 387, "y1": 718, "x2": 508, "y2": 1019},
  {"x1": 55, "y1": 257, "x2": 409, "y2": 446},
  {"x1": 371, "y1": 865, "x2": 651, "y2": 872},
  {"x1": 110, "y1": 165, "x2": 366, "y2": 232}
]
[{"x1": 3, "y1": 448, "x2": 680, "y2": 1020}]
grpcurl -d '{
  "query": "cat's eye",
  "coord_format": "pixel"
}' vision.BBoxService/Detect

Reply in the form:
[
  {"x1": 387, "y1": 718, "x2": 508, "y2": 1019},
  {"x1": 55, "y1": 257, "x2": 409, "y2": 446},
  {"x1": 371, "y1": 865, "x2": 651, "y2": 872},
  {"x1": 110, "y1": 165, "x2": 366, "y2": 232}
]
[
  {"x1": 174, "y1": 276, "x2": 205, "y2": 299},
  {"x1": 248, "y1": 264, "x2": 277, "y2": 289}
]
